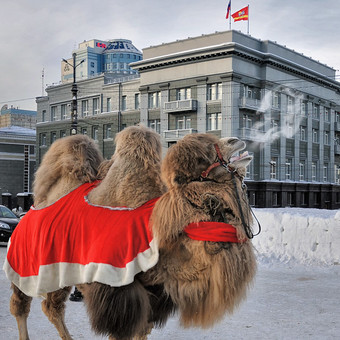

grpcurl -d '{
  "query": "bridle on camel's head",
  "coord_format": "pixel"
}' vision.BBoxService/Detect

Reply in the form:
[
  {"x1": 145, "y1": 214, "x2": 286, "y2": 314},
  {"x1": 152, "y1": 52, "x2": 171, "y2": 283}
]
[
  {"x1": 200, "y1": 144, "x2": 238, "y2": 181},
  {"x1": 199, "y1": 143, "x2": 261, "y2": 239}
]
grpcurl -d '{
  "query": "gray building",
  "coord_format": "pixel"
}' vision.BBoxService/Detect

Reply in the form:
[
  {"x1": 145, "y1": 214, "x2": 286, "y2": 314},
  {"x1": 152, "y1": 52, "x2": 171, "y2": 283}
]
[
  {"x1": 36, "y1": 30, "x2": 340, "y2": 209},
  {"x1": 0, "y1": 126, "x2": 36, "y2": 209}
]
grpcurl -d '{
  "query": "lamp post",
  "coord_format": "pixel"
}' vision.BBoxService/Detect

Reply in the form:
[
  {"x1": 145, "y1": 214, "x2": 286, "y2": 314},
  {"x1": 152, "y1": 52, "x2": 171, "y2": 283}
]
[{"x1": 62, "y1": 53, "x2": 85, "y2": 135}]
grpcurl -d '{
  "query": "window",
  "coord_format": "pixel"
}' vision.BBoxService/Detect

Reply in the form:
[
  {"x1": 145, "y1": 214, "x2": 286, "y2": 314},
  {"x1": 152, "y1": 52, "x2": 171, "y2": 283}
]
[
  {"x1": 287, "y1": 192, "x2": 295, "y2": 206},
  {"x1": 61, "y1": 104, "x2": 68, "y2": 120},
  {"x1": 92, "y1": 126, "x2": 99, "y2": 141},
  {"x1": 285, "y1": 159, "x2": 292, "y2": 180},
  {"x1": 81, "y1": 128, "x2": 87, "y2": 135},
  {"x1": 301, "y1": 192, "x2": 308, "y2": 205},
  {"x1": 148, "y1": 119, "x2": 161, "y2": 133},
  {"x1": 134, "y1": 93, "x2": 140, "y2": 109},
  {"x1": 107, "y1": 98, "x2": 111, "y2": 112},
  {"x1": 103, "y1": 124, "x2": 112, "y2": 139},
  {"x1": 60, "y1": 130, "x2": 66, "y2": 138},
  {"x1": 271, "y1": 119, "x2": 279, "y2": 132},
  {"x1": 81, "y1": 100, "x2": 88, "y2": 117},
  {"x1": 324, "y1": 109, "x2": 329, "y2": 122},
  {"x1": 324, "y1": 131, "x2": 329, "y2": 145},
  {"x1": 207, "y1": 113, "x2": 222, "y2": 131},
  {"x1": 312, "y1": 129, "x2": 319, "y2": 143},
  {"x1": 176, "y1": 116, "x2": 191, "y2": 129},
  {"x1": 243, "y1": 85, "x2": 261, "y2": 100},
  {"x1": 207, "y1": 83, "x2": 222, "y2": 101},
  {"x1": 245, "y1": 152, "x2": 254, "y2": 180},
  {"x1": 243, "y1": 114, "x2": 253, "y2": 129},
  {"x1": 286, "y1": 123, "x2": 294, "y2": 138},
  {"x1": 272, "y1": 192, "x2": 280, "y2": 206},
  {"x1": 335, "y1": 165, "x2": 340, "y2": 184},
  {"x1": 50, "y1": 106, "x2": 57, "y2": 121},
  {"x1": 42, "y1": 110, "x2": 46, "y2": 122},
  {"x1": 121, "y1": 96, "x2": 127, "y2": 111},
  {"x1": 51, "y1": 132, "x2": 57, "y2": 143},
  {"x1": 270, "y1": 158, "x2": 277, "y2": 179},
  {"x1": 93, "y1": 98, "x2": 100, "y2": 115},
  {"x1": 176, "y1": 88, "x2": 191, "y2": 100},
  {"x1": 90, "y1": 61, "x2": 95, "y2": 67},
  {"x1": 323, "y1": 165, "x2": 328, "y2": 182},
  {"x1": 299, "y1": 161, "x2": 305, "y2": 181},
  {"x1": 300, "y1": 101, "x2": 307, "y2": 116},
  {"x1": 312, "y1": 162, "x2": 317, "y2": 181},
  {"x1": 287, "y1": 96, "x2": 294, "y2": 113},
  {"x1": 272, "y1": 92, "x2": 279, "y2": 108},
  {"x1": 40, "y1": 133, "x2": 47, "y2": 146},
  {"x1": 148, "y1": 92, "x2": 161, "y2": 109},
  {"x1": 300, "y1": 126, "x2": 306, "y2": 141},
  {"x1": 336, "y1": 112, "x2": 340, "y2": 123},
  {"x1": 313, "y1": 105, "x2": 319, "y2": 119}
]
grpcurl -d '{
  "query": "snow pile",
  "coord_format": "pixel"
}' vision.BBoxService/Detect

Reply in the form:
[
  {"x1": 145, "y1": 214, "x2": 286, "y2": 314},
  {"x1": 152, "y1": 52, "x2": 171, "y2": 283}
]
[{"x1": 252, "y1": 208, "x2": 340, "y2": 266}]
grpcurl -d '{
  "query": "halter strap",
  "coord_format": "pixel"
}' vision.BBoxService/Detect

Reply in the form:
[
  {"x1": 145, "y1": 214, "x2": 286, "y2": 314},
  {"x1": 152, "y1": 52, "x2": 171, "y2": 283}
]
[{"x1": 200, "y1": 144, "x2": 228, "y2": 179}]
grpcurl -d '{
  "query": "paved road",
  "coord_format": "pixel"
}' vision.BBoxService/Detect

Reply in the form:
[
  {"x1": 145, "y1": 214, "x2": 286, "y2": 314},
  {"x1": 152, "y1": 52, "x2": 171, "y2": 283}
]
[{"x1": 1, "y1": 244, "x2": 339, "y2": 340}]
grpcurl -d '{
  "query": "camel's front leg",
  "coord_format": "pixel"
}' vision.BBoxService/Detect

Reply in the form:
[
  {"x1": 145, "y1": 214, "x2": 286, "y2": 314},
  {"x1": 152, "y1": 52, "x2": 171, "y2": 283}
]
[
  {"x1": 10, "y1": 283, "x2": 33, "y2": 340},
  {"x1": 41, "y1": 287, "x2": 73, "y2": 340}
]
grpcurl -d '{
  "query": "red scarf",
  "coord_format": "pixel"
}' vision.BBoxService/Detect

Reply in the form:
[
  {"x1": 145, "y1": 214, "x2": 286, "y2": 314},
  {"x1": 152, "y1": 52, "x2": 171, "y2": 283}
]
[{"x1": 184, "y1": 221, "x2": 243, "y2": 243}]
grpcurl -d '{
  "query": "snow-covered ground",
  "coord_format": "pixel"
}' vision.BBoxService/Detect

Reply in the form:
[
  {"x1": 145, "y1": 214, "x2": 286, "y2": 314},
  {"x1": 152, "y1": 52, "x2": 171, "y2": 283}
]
[{"x1": 1, "y1": 208, "x2": 339, "y2": 340}]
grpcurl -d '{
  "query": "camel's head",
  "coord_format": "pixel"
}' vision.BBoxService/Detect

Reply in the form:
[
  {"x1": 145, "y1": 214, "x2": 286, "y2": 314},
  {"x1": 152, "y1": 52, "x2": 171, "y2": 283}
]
[
  {"x1": 114, "y1": 124, "x2": 162, "y2": 167},
  {"x1": 161, "y1": 134, "x2": 252, "y2": 189}
]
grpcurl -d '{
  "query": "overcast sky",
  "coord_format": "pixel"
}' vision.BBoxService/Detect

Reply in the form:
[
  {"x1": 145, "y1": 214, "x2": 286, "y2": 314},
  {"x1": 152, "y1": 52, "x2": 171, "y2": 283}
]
[{"x1": 1, "y1": 0, "x2": 339, "y2": 111}]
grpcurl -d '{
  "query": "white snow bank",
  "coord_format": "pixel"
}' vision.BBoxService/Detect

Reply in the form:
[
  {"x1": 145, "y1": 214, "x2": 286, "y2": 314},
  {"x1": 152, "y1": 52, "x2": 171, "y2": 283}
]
[{"x1": 252, "y1": 208, "x2": 340, "y2": 266}]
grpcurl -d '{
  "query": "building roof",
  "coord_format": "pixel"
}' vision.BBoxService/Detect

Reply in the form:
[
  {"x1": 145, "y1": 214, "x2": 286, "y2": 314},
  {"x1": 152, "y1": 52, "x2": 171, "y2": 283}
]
[
  {"x1": 0, "y1": 105, "x2": 37, "y2": 116},
  {"x1": 0, "y1": 126, "x2": 36, "y2": 139}
]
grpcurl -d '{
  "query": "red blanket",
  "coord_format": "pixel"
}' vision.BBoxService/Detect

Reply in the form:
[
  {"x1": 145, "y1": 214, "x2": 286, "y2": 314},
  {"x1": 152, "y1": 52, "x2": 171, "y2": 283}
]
[{"x1": 3, "y1": 182, "x2": 159, "y2": 297}]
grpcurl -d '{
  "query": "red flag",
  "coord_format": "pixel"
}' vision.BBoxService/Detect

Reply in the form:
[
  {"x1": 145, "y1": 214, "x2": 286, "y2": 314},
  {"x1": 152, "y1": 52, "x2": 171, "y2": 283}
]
[
  {"x1": 232, "y1": 5, "x2": 249, "y2": 21},
  {"x1": 226, "y1": 1, "x2": 231, "y2": 19}
]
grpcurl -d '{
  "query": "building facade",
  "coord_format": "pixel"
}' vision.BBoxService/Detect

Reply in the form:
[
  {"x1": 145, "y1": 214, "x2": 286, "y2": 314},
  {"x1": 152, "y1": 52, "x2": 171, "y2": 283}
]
[
  {"x1": 0, "y1": 126, "x2": 36, "y2": 208},
  {"x1": 36, "y1": 31, "x2": 340, "y2": 209}
]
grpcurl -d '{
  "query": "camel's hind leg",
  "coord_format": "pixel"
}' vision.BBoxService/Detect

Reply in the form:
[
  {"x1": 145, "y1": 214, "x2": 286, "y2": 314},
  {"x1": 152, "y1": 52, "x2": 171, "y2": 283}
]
[
  {"x1": 10, "y1": 283, "x2": 33, "y2": 340},
  {"x1": 41, "y1": 287, "x2": 73, "y2": 340}
]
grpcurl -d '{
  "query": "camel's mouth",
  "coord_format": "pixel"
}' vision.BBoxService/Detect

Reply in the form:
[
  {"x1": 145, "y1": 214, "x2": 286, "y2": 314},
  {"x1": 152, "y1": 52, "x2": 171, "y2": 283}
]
[{"x1": 230, "y1": 151, "x2": 251, "y2": 163}]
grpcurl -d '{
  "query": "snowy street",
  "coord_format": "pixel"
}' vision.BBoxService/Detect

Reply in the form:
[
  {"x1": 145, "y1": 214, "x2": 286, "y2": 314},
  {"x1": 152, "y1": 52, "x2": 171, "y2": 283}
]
[{"x1": 1, "y1": 208, "x2": 340, "y2": 339}]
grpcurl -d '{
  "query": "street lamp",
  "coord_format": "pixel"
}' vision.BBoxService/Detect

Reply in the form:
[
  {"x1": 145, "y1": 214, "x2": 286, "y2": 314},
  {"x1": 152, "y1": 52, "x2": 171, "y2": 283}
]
[{"x1": 62, "y1": 53, "x2": 85, "y2": 135}]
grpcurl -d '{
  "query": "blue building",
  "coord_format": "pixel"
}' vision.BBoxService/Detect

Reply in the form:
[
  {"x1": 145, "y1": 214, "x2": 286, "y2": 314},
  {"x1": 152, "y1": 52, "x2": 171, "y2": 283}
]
[
  {"x1": 0, "y1": 105, "x2": 37, "y2": 129},
  {"x1": 61, "y1": 39, "x2": 142, "y2": 83}
]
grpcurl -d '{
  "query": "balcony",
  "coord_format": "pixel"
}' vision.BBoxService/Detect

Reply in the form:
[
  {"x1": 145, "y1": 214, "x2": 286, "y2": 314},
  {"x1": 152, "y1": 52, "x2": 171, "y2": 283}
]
[
  {"x1": 334, "y1": 121, "x2": 340, "y2": 131},
  {"x1": 335, "y1": 144, "x2": 340, "y2": 155},
  {"x1": 239, "y1": 97, "x2": 265, "y2": 112},
  {"x1": 164, "y1": 99, "x2": 197, "y2": 113},
  {"x1": 239, "y1": 127, "x2": 266, "y2": 142},
  {"x1": 163, "y1": 128, "x2": 197, "y2": 142}
]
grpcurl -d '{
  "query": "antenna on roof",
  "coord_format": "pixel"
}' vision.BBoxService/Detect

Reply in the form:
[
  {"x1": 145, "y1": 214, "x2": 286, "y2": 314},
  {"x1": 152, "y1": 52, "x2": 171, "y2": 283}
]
[{"x1": 41, "y1": 68, "x2": 45, "y2": 96}]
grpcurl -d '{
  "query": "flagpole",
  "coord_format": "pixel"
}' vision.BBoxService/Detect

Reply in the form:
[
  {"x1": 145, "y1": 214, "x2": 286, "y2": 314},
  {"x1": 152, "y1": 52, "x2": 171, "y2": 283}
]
[
  {"x1": 247, "y1": 4, "x2": 250, "y2": 34},
  {"x1": 229, "y1": 1, "x2": 232, "y2": 30}
]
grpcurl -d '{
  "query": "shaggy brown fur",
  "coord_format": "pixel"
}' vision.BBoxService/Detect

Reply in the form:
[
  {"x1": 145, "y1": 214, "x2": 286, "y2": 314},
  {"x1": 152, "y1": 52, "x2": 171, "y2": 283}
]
[
  {"x1": 34, "y1": 134, "x2": 104, "y2": 208},
  {"x1": 9, "y1": 134, "x2": 104, "y2": 340},
  {"x1": 142, "y1": 133, "x2": 257, "y2": 328},
  {"x1": 81, "y1": 125, "x2": 175, "y2": 340}
]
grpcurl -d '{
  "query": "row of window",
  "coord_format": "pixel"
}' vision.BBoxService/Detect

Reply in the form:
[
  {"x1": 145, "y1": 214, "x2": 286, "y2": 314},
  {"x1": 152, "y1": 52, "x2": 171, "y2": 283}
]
[
  {"x1": 270, "y1": 158, "x2": 331, "y2": 182},
  {"x1": 104, "y1": 53, "x2": 142, "y2": 61},
  {"x1": 40, "y1": 124, "x2": 114, "y2": 146},
  {"x1": 243, "y1": 114, "x2": 333, "y2": 144},
  {"x1": 244, "y1": 85, "x2": 339, "y2": 120}
]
